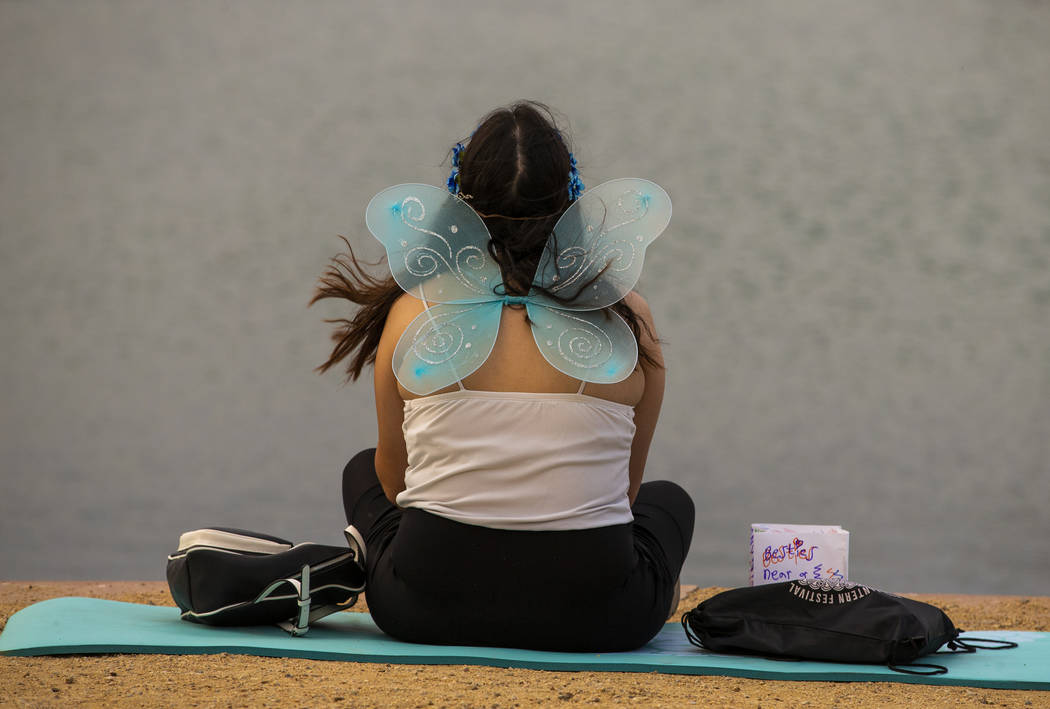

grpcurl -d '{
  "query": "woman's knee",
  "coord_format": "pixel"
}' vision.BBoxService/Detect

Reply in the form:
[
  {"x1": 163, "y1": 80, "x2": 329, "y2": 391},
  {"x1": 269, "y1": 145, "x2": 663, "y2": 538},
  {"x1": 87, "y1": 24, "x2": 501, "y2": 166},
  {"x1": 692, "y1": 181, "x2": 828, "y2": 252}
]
[
  {"x1": 343, "y1": 447, "x2": 377, "y2": 478},
  {"x1": 637, "y1": 480, "x2": 694, "y2": 517},
  {"x1": 343, "y1": 448, "x2": 379, "y2": 493},
  {"x1": 342, "y1": 448, "x2": 380, "y2": 522},
  {"x1": 634, "y1": 480, "x2": 695, "y2": 561}
]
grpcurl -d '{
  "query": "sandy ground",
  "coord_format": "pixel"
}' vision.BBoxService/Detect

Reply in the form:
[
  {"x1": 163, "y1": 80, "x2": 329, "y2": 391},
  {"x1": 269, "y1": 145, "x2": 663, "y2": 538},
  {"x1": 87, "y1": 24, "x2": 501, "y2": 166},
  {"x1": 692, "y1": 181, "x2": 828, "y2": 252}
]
[{"x1": 1, "y1": 582, "x2": 1047, "y2": 708}]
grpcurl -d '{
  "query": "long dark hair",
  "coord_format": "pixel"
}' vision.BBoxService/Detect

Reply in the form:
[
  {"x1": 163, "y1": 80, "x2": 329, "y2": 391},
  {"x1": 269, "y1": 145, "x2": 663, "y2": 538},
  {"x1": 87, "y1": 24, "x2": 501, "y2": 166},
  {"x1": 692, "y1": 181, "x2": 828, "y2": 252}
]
[{"x1": 311, "y1": 100, "x2": 661, "y2": 381}]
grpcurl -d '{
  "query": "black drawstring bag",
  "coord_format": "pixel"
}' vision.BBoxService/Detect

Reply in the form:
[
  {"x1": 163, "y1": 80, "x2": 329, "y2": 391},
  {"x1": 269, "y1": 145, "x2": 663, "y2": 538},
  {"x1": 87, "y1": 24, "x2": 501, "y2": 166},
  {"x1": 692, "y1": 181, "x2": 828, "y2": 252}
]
[{"x1": 682, "y1": 579, "x2": 1016, "y2": 674}]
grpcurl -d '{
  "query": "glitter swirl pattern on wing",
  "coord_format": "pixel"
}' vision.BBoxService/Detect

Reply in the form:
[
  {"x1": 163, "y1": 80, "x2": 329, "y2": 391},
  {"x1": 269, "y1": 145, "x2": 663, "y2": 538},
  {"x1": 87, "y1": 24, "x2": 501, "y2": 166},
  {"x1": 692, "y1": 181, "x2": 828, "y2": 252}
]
[
  {"x1": 454, "y1": 245, "x2": 490, "y2": 293},
  {"x1": 407, "y1": 305, "x2": 474, "y2": 365},
  {"x1": 554, "y1": 311, "x2": 614, "y2": 369},
  {"x1": 548, "y1": 188, "x2": 648, "y2": 299},
  {"x1": 400, "y1": 196, "x2": 489, "y2": 296}
]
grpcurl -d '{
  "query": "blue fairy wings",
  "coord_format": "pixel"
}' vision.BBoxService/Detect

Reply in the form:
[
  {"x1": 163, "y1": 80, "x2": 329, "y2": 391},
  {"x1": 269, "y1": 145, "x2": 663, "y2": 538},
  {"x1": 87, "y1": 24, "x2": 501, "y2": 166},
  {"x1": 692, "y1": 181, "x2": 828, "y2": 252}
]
[{"x1": 365, "y1": 179, "x2": 672, "y2": 395}]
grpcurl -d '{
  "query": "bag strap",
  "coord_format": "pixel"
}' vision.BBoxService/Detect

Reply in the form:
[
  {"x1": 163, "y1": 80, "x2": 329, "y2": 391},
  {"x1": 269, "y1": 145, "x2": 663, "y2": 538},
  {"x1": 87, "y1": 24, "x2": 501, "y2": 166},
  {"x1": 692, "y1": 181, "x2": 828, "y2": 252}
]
[
  {"x1": 261, "y1": 556, "x2": 364, "y2": 637},
  {"x1": 258, "y1": 564, "x2": 315, "y2": 636},
  {"x1": 681, "y1": 612, "x2": 705, "y2": 649},
  {"x1": 943, "y1": 636, "x2": 1019, "y2": 653},
  {"x1": 887, "y1": 662, "x2": 949, "y2": 675},
  {"x1": 891, "y1": 633, "x2": 1018, "y2": 674}
]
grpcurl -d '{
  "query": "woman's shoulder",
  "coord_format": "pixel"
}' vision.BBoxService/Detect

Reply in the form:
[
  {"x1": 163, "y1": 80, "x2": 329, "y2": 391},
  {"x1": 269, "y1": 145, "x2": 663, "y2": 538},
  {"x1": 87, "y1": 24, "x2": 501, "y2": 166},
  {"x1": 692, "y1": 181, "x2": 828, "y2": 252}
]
[
  {"x1": 378, "y1": 292, "x2": 427, "y2": 371},
  {"x1": 385, "y1": 291, "x2": 428, "y2": 333}
]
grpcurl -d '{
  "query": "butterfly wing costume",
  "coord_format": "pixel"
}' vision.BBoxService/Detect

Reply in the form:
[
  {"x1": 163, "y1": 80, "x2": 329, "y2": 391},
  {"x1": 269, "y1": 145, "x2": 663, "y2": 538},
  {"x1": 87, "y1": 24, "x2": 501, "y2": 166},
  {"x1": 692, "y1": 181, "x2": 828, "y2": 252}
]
[{"x1": 365, "y1": 179, "x2": 672, "y2": 395}]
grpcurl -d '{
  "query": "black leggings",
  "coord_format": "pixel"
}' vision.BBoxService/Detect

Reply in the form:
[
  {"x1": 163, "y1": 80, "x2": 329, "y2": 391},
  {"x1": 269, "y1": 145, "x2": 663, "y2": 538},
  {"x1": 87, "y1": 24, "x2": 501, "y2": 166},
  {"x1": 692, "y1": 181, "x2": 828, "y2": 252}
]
[{"x1": 342, "y1": 449, "x2": 694, "y2": 652}]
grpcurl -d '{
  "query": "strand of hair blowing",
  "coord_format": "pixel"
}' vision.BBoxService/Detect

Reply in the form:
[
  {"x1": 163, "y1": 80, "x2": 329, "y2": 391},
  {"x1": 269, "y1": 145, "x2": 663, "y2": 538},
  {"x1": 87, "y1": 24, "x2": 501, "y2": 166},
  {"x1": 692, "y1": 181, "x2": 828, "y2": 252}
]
[{"x1": 310, "y1": 236, "x2": 404, "y2": 381}]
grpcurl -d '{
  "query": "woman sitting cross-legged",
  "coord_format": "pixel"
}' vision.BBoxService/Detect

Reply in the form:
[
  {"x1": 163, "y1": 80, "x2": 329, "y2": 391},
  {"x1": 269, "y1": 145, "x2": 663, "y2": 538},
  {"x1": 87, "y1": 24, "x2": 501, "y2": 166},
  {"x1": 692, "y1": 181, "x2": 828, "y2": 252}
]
[{"x1": 313, "y1": 100, "x2": 694, "y2": 652}]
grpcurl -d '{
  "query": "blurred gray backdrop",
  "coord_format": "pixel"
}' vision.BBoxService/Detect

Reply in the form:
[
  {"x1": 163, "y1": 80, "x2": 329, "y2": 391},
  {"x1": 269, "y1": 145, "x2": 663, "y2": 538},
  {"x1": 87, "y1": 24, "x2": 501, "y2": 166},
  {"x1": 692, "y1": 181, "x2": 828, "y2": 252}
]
[{"x1": 2, "y1": 0, "x2": 1048, "y2": 593}]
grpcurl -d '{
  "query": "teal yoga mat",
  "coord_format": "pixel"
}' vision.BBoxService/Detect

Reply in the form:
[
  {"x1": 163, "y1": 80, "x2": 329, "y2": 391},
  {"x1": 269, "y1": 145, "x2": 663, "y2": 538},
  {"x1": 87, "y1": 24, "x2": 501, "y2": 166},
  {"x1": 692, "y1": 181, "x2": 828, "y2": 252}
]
[{"x1": 2, "y1": 598, "x2": 1047, "y2": 690}]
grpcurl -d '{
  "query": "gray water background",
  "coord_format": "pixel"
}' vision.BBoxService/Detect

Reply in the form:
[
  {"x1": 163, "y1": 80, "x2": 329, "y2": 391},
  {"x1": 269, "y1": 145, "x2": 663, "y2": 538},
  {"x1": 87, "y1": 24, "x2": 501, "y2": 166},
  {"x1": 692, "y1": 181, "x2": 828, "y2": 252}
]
[{"x1": 2, "y1": 0, "x2": 1048, "y2": 594}]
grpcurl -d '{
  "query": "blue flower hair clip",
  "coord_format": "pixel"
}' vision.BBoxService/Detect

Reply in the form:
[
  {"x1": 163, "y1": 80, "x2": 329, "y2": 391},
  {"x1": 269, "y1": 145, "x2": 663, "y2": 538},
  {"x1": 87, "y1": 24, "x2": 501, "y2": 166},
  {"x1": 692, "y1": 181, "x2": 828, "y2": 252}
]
[
  {"x1": 567, "y1": 153, "x2": 585, "y2": 202},
  {"x1": 446, "y1": 141, "x2": 465, "y2": 195}
]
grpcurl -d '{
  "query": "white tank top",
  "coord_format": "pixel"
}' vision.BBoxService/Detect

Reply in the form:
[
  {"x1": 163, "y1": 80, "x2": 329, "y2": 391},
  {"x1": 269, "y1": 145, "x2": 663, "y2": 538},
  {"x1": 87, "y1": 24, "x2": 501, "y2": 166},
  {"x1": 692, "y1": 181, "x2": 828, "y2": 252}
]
[{"x1": 396, "y1": 390, "x2": 636, "y2": 531}]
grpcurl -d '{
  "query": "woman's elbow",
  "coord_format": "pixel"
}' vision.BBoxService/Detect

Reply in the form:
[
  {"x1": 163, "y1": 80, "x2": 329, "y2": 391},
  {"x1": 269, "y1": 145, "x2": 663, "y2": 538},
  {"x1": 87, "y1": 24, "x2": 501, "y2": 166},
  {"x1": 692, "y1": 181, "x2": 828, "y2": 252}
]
[{"x1": 381, "y1": 481, "x2": 405, "y2": 505}]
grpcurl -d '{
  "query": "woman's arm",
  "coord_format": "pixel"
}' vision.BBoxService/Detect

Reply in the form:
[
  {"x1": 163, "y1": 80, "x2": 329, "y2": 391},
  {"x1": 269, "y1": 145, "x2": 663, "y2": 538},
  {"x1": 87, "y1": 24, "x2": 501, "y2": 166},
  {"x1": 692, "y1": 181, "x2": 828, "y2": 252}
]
[
  {"x1": 625, "y1": 292, "x2": 665, "y2": 505},
  {"x1": 372, "y1": 294, "x2": 420, "y2": 503}
]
